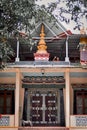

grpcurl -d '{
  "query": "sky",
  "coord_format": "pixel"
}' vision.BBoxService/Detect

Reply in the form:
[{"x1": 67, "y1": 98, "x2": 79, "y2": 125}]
[{"x1": 36, "y1": 0, "x2": 87, "y2": 34}]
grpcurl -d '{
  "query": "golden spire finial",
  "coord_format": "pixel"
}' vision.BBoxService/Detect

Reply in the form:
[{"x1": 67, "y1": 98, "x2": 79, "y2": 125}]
[
  {"x1": 40, "y1": 24, "x2": 45, "y2": 36},
  {"x1": 38, "y1": 24, "x2": 46, "y2": 45}
]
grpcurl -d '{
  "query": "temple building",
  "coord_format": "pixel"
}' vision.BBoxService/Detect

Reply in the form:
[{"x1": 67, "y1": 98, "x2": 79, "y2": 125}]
[{"x1": 0, "y1": 18, "x2": 87, "y2": 130}]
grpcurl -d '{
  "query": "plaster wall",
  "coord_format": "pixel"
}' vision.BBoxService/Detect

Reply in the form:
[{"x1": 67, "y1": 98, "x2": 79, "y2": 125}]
[
  {"x1": 0, "y1": 128, "x2": 18, "y2": 130},
  {"x1": 70, "y1": 78, "x2": 87, "y2": 83},
  {"x1": 0, "y1": 77, "x2": 15, "y2": 83}
]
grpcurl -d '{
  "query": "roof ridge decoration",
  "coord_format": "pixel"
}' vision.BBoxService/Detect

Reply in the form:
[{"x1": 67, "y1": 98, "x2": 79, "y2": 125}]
[{"x1": 34, "y1": 24, "x2": 50, "y2": 61}]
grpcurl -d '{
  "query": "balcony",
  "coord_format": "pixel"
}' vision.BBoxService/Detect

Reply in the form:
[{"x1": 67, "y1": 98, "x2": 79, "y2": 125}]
[{"x1": 7, "y1": 61, "x2": 80, "y2": 68}]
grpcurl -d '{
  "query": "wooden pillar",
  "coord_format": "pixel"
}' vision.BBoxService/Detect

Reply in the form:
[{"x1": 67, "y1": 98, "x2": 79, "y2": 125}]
[
  {"x1": 19, "y1": 83, "x2": 24, "y2": 126},
  {"x1": 65, "y1": 68, "x2": 70, "y2": 127},
  {"x1": 15, "y1": 68, "x2": 21, "y2": 126}
]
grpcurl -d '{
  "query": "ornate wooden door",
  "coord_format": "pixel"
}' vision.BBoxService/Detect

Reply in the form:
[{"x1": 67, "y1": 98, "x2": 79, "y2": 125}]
[{"x1": 27, "y1": 89, "x2": 59, "y2": 126}]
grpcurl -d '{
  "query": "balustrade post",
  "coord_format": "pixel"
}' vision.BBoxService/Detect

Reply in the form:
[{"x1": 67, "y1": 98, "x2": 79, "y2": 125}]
[
  {"x1": 65, "y1": 36, "x2": 69, "y2": 62},
  {"x1": 15, "y1": 37, "x2": 20, "y2": 62}
]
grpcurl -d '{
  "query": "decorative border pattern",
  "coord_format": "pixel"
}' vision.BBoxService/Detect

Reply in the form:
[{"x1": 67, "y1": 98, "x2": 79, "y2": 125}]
[
  {"x1": 0, "y1": 84, "x2": 15, "y2": 90},
  {"x1": 76, "y1": 116, "x2": 87, "y2": 127},
  {"x1": 72, "y1": 84, "x2": 87, "y2": 89},
  {"x1": 0, "y1": 116, "x2": 9, "y2": 126},
  {"x1": 22, "y1": 76, "x2": 65, "y2": 84}
]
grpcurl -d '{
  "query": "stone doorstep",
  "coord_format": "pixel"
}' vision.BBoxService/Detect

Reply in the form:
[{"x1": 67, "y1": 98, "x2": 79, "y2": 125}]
[{"x1": 18, "y1": 127, "x2": 69, "y2": 130}]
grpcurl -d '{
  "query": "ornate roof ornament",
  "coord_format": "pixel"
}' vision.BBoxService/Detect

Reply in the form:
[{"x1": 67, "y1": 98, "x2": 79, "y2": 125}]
[
  {"x1": 37, "y1": 24, "x2": 47, "y2": 53},
  {"x1": 34, "y1": 24, "x2": 50, "y2": 61}
]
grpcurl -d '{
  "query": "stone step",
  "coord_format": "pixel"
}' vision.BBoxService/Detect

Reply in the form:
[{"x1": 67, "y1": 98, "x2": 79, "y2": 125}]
[{"x1": 19, "y1": 127, "x2": 69, "y2": 130}]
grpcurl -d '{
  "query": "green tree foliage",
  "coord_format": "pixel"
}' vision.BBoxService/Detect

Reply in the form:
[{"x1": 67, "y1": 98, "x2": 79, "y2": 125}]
[
  {"x1": 0, "y1": 0, "x2": 34, "y2": 67},
  {"x1": 0, "y1": 0, "x2": 49, "y2": 68},
  {"x1": 0, "y1": 0, "x2": 38, "y2": 34}
]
